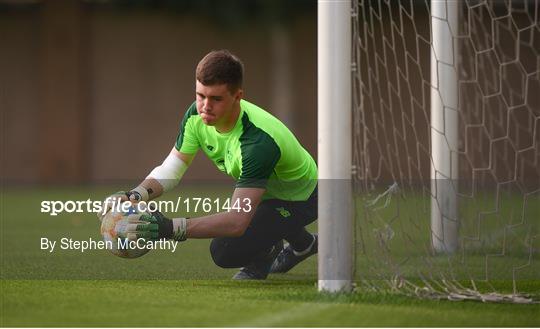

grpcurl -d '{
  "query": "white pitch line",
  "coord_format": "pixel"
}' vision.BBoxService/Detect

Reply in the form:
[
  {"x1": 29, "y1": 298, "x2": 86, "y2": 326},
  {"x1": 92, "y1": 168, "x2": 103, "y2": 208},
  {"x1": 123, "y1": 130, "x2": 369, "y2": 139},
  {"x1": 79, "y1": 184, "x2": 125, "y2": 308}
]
[{"x1": 235, "y1": 302, "x2": 331, "y2": 327}]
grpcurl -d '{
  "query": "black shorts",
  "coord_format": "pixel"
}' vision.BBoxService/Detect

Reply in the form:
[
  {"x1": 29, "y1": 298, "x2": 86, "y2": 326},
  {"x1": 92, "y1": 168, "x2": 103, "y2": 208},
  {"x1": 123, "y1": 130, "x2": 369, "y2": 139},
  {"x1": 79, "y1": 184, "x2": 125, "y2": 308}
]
[{"x1": 210, "y1": 187, "x2": 318, "y2": 268}]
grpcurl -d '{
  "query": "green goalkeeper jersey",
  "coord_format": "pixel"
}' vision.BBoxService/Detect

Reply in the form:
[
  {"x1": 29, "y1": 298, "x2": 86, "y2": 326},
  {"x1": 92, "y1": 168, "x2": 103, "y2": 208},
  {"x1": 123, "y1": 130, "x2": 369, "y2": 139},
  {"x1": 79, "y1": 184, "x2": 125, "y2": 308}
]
[{"x1": 175, "y1": 99, "x2": 317, "y2": 201}]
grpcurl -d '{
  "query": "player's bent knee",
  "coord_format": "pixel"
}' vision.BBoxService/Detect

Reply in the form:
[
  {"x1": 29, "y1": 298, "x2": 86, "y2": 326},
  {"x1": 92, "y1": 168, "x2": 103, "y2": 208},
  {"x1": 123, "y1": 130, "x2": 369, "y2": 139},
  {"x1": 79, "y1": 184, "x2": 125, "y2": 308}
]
[{"x1": 210, "y1": 238, "x2": 242, "y2": 268}]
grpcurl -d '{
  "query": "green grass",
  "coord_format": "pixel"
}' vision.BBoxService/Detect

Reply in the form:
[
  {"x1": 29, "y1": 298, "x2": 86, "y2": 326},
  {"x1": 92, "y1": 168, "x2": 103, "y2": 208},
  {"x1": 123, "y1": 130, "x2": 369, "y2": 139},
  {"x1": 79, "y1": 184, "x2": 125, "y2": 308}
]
[
  {"x1": 1, "y1": 186, "x2": 539, "y2": 327},
  {"x1": 2, "y1": 280, "x2": 540, "y2": 327}
]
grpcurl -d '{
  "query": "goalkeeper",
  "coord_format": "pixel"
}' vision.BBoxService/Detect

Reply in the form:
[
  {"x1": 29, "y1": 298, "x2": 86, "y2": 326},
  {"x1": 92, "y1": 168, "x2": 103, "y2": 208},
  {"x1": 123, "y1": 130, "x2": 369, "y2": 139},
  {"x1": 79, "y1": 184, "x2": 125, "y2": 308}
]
[{"x1": 102, "y1": 50, "x2": 318, "y2": 280}]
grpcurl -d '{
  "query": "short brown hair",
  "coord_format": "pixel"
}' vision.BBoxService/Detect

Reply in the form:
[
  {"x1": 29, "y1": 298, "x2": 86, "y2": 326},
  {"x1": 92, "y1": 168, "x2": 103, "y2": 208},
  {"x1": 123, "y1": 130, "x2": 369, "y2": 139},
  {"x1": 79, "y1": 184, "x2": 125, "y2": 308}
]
[{"x1": 196, "y1": 50, "x2": 244, "y2": 93}]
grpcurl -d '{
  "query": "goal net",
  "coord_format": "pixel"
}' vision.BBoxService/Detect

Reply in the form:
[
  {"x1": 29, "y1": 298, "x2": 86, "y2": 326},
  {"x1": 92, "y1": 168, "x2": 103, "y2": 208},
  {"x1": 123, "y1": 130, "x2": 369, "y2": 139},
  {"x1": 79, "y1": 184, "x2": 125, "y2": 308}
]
[{"x1": 352, "y1": 0, "x2": 539, "y2": 303}]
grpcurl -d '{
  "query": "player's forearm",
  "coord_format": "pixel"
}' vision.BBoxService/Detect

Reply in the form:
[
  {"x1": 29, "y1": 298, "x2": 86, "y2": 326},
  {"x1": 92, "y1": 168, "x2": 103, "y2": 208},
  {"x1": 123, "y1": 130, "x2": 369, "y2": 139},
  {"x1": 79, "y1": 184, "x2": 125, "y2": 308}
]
[
  {"x1": 183, "y1": 211, "x2": 251, "y2": 238},
  {"x1": 183, "y1": 188, "x2": 262, "y2": 238}
]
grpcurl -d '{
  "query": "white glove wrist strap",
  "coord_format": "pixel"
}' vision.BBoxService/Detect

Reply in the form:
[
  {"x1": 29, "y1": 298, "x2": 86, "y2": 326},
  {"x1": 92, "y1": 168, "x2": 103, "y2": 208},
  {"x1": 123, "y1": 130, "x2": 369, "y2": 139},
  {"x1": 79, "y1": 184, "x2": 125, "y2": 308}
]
[
  {"x1": 130, "y1": 185, "x2": 149, "y2": 202},
  {"x1": 172, "y1": 217, "x2": 187, "y2": 241}
]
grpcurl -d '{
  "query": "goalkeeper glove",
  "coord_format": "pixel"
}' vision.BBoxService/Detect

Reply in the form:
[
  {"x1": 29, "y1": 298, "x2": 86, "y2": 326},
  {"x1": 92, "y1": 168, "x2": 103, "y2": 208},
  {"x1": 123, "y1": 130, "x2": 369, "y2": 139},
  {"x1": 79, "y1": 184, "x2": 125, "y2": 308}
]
[
  {"x1": 134, "y1": 211, "x2": 187, "y2": 241},
  {"x1": 97, "y1": 188, "x2": 149, "y2": 221},
  {"x1": 98, "y1": 191, "x2": 129, "y2": 221}
]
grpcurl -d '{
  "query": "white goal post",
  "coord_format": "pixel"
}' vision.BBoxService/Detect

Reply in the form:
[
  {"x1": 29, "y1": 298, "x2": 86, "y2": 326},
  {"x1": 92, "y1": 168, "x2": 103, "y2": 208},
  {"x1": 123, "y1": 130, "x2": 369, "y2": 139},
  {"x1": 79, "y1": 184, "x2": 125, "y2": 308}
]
[
  {"x1": 430, "y1": 0, "x2": 459, "y2": 253},
  {"x1": 317, "y1": 0, "x2": 354, "y2": 293}
]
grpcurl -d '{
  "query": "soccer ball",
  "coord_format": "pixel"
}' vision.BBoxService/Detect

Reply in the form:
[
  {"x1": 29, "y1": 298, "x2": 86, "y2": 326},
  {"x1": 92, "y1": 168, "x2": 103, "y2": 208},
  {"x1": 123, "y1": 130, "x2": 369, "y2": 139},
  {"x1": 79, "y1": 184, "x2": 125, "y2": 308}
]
[{"x1": 100, "y1": 205, "x2": 151, "y2": 259}]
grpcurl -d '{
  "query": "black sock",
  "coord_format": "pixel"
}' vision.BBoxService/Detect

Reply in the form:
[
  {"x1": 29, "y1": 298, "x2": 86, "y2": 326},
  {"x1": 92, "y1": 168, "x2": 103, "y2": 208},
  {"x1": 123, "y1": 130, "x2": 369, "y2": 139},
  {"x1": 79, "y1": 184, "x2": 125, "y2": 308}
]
[{"x1": 287, "y1": 229, "x2": 314, "y2": 252}]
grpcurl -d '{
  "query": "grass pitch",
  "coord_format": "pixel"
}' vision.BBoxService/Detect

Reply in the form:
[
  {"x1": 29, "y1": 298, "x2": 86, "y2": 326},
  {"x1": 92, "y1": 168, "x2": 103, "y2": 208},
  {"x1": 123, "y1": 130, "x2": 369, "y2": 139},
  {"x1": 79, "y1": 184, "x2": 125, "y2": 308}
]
[{"x1": 1, "y1": 186, "x2": 539, "y2": 327}]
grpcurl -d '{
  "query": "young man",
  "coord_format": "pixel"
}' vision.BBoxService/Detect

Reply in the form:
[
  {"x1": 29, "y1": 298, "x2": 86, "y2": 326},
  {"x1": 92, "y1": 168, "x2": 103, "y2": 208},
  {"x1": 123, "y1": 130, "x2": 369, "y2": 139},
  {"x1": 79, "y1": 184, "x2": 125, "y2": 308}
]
[{"x1": 102, "y1": 50, "x2": 318, "y2": 279}]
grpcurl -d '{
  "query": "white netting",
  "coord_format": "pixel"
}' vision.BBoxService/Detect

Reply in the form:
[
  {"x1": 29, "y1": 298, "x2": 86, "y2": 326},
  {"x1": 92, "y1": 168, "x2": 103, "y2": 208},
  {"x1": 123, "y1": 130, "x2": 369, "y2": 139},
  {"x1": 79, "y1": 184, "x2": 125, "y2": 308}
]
[{"x1": 352, "y1": 0, "x2": 539, "y2": 303}]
